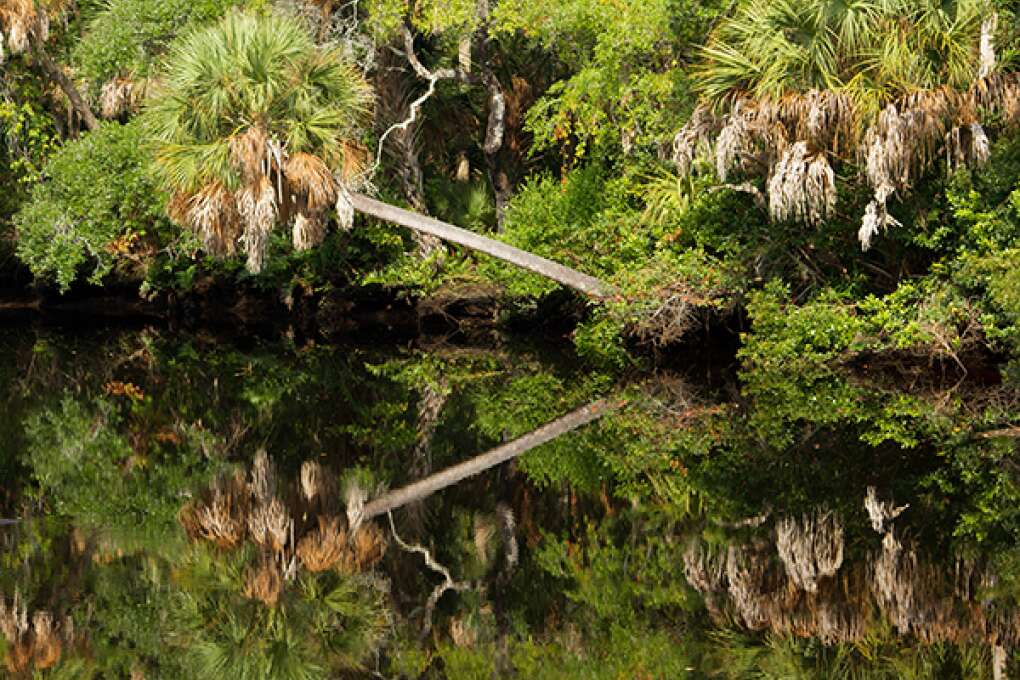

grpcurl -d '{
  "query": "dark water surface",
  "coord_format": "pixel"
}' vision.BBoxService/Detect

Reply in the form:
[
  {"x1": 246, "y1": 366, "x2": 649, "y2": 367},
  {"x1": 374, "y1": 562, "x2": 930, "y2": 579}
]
[{"x1": 1, "y1": 324, "x2": 1019, "y2": 678}]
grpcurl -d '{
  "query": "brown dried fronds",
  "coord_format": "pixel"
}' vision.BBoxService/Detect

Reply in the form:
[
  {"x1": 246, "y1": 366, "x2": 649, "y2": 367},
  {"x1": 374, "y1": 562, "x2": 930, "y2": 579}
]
[
  {"x1": 296, "y1": 515, "x2": 347, "y2": 572},
  {"x1": 284, "y1": 152, "x2": 337, "y2": 211},
  {"x1": 338, "y1": 139, "x2": 369, "y2": 183},
  {"x1": 179, "y1": 471, "x2": 248, "y2": 549},
  {"x1": 6, "y1": 639, "x2": 32, "y2": 674},
  {"x1": 971, "y1": 72, "x2": 1020, "y2": 125},
  {"x1": 672, "y1": 104, "x2": 718, "y2": 177},
  {"x1": 244, "y1": 559, "x2": 282, "y2": 607},
  {"x1": 337, "y1": 522, "x2": 386, "y2": 574},
  {"x1": 352, "y1": 522, "x2": 386, "y2": 570},
  {"x1": 684, "y1": 517, "x2": 1019, "y2": 648},
  {"x1": 299, "y1": 460, "x2": 336, "y2": 511},
  {"x1": 292, "y1": 212, "x2": 326, "y2": 251},
  {"x1": 0, "y1": 0, "x2": 41, "y2": 55},
  {"x1": 0, "y1": 589, "x2": 28, "y2": 643},
  {"x1": 229, "y1": 126, "x2": 269, "y2": 183},
  {"x1": 99, "y1": 77, "x2": 134, "y2": 119},
  {"x1": 449, "y1": 616, "x2": 478, "y2": 648},
  {"x1": 300, "y1": 460, "x2": 324, "y2": 503},
  {"x1": 247, "y1": 497, "x2": 290, "y2": 554},
  {"x1": 248, "y1": 449, "x2": 276, "y2": 502},
  {"x1": 865, "y1": 487, "x2": 908, "y2": 534},
  {"x1": 166, "y1": 191, "x2": 192, "y2": 226},
  {"x1": 0, "y1": 597, "x2": 72, "y2": 674},
  {"x1": 472, "y1": 514, "x2": 497, "y2": 569},
  {"x1": 775, "y1": 510, "x2": 844, "y2": 593},
  {"x1": 30, "y1": 611, "x2": 61, "y2": 670},
  {"x1": 186, "y1": 182, "x2": 241, "y2": 257},
  {"x1": 767, "y1": 141, "x2": 836, "y2": 226},
  {"x1": 236, "y1": 176, "x2": 278, "y2": 273}
]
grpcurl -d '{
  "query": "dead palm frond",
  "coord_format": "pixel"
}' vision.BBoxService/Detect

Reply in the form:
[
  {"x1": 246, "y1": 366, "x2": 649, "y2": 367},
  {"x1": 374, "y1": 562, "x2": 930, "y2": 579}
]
[
  {"x1": 98, "y1": 77, "x2": 134, "y2": 119},
  {"x1": 775, "y1": 510, "x2": 844, "y2": 593},
  {"x1": 247, "y1": 497, "x2": 291, "y2": 554},
  {"x1": 285, "y1": 152, "x2": 337, "y2": 212},
  {"x1": 684, "y1": 509, "x2": 1020, "y2": 649},
  {"x1": 30, "y1": 611, "x2": 61, "y2": 669},
  {"x1": 179, "y1": 471, "x2": 248, "y2": 549},
  {"x1": 244, "y1": 558, "x2": 283, "y2": 606},
  {"x1": 186, "y1": 182, "x2": 242, "y2": 258},
  {"x1": 296, "y1": 515, "x2": 347, "y2": 572},
  {"x1": 0, "y1": 0, "x2": 46, "y2": 57},
  {"x1": 292, "y1": 212, "x2": 326, "y2": 251},
  {"x1": 248, "y1": 449, "x2": 276, "y2": 502},
  {"x1": 0, "y1": 593, "x2": 77, "y2": 675},
  {"x1": 472, "y1": 514, "x2": 497, "y2": 569},
  {"x1": 352, "y1": 523, "x2": 386, "y2": 569},
  {"x1": 336, "y1": 522, "x2": 386, "y2": 575}
]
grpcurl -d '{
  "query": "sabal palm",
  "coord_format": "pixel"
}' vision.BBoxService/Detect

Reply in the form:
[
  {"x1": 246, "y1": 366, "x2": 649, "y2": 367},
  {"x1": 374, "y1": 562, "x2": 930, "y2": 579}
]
[
  {"x1": 170, "y1": 544, "x2": 386, "y2": 679},
  {"x1": 145, "y1": 10, "x2": 372, "y2": 272},
  {"x1": 674, "y1": 0, "x2": 1018, "y2": 250},
  {"x1": 698, "y1": 0, "x2": 987, "y2": 115}
]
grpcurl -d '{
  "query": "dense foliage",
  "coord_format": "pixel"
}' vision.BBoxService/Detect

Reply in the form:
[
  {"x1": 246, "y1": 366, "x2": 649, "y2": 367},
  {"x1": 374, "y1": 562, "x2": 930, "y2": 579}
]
[{"x1": 5, "y1": 0, "x2": 1020, "y2": 676}]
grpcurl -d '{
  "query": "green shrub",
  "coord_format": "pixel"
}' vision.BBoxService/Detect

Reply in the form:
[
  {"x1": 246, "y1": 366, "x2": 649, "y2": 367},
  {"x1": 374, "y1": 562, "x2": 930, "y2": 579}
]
[
  {"x1": 14, "y1": 121, "x2": 171, "y2": 291},
  {"x1": 74, "y1": 0, "x2": 243, "y2": 93}
]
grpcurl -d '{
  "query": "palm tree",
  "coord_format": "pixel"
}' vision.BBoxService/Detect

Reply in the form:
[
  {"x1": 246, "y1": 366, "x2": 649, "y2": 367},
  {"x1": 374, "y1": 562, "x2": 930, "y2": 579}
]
[
  {"x1": 673, "y1": 0, "x2": 1019, "y2": 250},
  {"x1": 144, "y1": 9, "x2": 613, "y2": 296},
  {"x1": 144, "y1": 10, "x2": 372, "y2": 274},
  {"x1": 169, "y1": 543, "x2": 387, "y2": 679}
]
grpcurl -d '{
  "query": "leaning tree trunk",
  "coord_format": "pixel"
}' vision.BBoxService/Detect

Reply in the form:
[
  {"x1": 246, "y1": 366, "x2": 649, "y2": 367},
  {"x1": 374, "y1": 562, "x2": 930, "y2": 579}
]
[
  {"x1": 358, "y1": 399, "x2": 610, "y2": 520},
  {"x1": 350, "y1": 193, "x2": 612, "y2": 297},
  {"x1": 33, "y1": 46, "x2": 98, "y2": 132}
]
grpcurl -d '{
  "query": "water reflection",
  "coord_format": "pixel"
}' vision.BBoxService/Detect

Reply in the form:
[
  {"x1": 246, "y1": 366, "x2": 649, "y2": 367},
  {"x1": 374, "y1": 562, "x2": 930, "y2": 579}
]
[{"x1": 1, "y1": 326, "x2": 1019, "y2": 677}]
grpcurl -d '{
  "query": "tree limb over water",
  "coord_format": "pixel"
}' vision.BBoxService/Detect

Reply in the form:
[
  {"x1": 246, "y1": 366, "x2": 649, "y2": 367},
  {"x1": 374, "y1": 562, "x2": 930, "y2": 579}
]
[{"x1": 350, "y1": 193, "x2": 614, "y2": 298}]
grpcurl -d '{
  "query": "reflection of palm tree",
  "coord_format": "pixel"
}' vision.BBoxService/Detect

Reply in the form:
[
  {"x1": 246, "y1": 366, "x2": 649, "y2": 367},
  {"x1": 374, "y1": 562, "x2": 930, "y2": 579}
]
[{"x1": 170, "y1": 544, "x2": 386, "y2": 679}]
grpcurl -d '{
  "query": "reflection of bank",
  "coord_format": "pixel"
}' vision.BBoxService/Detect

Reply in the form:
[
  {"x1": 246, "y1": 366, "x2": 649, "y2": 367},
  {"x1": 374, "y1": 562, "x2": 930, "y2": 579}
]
[{"x1": 685, "y1": 489, "x2": 1014, "y2": 676}]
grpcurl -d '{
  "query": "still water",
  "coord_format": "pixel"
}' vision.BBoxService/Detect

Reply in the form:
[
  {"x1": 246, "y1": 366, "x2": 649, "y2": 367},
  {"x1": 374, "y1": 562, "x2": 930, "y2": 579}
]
[{"x1": 1, "y1": 324, "x2": 1018, "y2": 678}]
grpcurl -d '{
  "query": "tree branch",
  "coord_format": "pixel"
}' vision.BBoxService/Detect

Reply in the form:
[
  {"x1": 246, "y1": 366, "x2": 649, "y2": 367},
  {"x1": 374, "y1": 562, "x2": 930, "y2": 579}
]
[
  {"x1": 360, "y1": 399, "x2": 613, "y2": 520},
  {"x1": 387, "y1": 511, "x2": 472, "y2": 638},
  {"x1": 32, "y1": 45, "x2": 98, "y2": 132}
]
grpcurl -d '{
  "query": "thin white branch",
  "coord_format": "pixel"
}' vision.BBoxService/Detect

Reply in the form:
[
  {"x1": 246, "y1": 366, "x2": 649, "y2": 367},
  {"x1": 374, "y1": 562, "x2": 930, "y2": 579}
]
[
  {"x1": 387, "y1": 511, "x2": 471, "y2": 637},
  {"x1": 366, "y1": 75, "x2": 439, "y2": 182}
]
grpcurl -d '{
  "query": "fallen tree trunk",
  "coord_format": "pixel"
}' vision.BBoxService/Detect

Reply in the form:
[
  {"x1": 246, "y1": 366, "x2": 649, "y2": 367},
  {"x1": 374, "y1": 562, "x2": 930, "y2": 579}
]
[
  {"x1": 350, "y1": 193, "x2": 613, "y2": 298},
  {"x1": 359, "y1": 399, "x2": 611, "y2": 520}
]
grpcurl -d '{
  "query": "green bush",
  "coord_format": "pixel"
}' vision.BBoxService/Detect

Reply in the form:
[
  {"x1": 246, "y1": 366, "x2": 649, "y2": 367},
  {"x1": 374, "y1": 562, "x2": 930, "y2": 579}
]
[
  {"x1": 74, "y1": 0, "x2": 243, "y2": 93},
  {"x1": 14, "y1": 121, "x2": 171, "y2": 291}
]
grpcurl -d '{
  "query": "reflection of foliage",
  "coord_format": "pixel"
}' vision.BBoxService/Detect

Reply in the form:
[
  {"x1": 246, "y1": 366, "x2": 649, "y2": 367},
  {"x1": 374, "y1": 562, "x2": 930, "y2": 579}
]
[
  {"x1": 24, "y1": 396, "x2": 208, "y2": 542},
  {"x1": 179, "y1": 453, "x2": 387, "y2": 578},
  {"x1": 169, "y1": 543, "x2": 387, "y2": 678},
  {"x1": 0, "y1": 590, "x2": 90, "y2": 677}
]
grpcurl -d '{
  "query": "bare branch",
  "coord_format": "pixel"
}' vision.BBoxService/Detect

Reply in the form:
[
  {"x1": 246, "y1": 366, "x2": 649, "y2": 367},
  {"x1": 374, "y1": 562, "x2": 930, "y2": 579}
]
[{"x1": 387, "y1": 511, "x2": 472, "y2": 638}]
